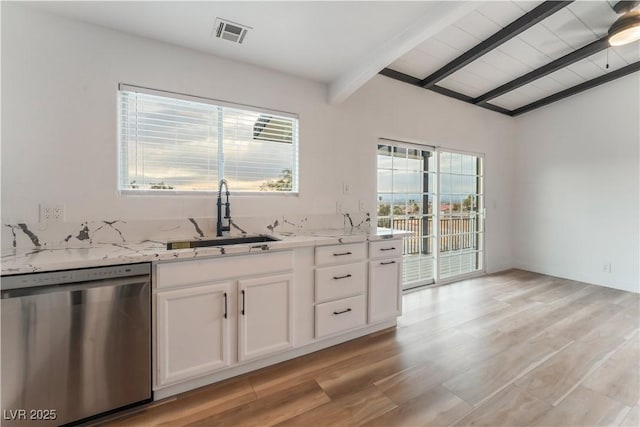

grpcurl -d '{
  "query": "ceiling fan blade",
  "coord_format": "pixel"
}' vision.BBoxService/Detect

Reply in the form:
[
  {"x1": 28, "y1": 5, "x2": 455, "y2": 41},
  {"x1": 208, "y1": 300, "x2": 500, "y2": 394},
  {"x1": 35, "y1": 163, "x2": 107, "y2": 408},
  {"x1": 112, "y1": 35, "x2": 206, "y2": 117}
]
[{"x1": 612, "y1": 0, "x2": 640, "y2": 14}]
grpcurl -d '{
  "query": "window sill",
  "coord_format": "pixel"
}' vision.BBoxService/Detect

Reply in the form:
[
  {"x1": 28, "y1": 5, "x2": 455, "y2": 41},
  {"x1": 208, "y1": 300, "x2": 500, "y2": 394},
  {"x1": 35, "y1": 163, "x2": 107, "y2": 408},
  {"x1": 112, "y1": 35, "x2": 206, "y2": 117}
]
[{"x1": 119, "y1": 189, "x2": 299, "y2": 197}]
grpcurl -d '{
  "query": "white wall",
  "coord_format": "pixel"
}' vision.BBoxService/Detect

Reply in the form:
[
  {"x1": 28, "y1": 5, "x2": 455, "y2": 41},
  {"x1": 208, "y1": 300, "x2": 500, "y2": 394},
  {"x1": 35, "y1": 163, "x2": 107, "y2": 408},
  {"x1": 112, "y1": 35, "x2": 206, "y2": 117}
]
[
  {"x1": 1, "y1": 3, "x2": 339, "y2": 222},
  {"x1": 513, "y1": 74, "x2": 640, "y2": 293},
  {"x1": 1, "y1": 4, "x2": 517, "y2": 272}
]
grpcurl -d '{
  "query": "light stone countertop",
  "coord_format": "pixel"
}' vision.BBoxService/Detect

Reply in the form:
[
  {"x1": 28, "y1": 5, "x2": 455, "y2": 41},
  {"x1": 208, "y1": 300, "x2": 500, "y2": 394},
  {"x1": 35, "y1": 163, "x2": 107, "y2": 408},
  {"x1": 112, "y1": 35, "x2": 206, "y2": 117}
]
[{"x1": 1, "y1": 228, "x2": 410, "y2": 276}]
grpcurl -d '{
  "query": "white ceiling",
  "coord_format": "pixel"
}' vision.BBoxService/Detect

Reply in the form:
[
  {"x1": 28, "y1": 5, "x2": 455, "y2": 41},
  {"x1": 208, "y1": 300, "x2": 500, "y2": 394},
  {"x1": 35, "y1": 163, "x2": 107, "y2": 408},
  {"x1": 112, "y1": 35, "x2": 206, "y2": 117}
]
[
  {"x1": 18, "y1": 1, "x2": 640, "y2": 113},
  {"x1": 25, "y1": 1, "x2": 442, "y2": 83}
]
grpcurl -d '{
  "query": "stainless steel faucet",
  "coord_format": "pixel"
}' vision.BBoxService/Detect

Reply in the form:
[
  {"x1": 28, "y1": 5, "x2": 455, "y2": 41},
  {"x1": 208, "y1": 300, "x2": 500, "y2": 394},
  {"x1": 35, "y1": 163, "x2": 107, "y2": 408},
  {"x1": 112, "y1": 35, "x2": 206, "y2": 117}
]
[{"x1": 217, "y1": 179, "x2": 231, "y2": 237}]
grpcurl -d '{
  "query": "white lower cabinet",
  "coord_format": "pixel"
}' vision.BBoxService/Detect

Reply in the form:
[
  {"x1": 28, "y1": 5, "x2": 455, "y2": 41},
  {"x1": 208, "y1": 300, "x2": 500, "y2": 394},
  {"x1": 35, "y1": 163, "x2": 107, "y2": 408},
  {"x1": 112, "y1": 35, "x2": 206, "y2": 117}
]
[
  {"x1": 368, "y1": 258, "x2": 402, "y2": 324},
  {"x1": 154, "y1": 240, "x2": 404, "y2": 397},
  {"x1": 313, "y1": 243, "x2": 367, "y2": 338},
  {"x1": 238, "y1": 274, "x2": 293, "y2": 362},
  {"x1": 155, "y1": 251, "x2": 294, "y2": 389},
  {"x1": 156, "y1": 281, "x2": 231, "y2": 386}
]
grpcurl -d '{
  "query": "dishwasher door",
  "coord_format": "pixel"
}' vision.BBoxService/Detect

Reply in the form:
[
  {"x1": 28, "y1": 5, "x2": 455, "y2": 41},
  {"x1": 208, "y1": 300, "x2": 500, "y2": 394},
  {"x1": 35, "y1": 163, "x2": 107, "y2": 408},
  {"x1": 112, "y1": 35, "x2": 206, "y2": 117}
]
[{"x1": 1, "y1": 272, "x2": 151, "y2": 426}]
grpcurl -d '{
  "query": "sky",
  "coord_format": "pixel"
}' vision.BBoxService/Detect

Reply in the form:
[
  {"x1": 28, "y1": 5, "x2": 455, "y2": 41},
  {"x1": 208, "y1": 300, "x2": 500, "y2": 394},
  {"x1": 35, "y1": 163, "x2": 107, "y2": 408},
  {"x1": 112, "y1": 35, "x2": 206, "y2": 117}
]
[{"x1": 376, "y1": 146, "x2": 482, "y2": 204}]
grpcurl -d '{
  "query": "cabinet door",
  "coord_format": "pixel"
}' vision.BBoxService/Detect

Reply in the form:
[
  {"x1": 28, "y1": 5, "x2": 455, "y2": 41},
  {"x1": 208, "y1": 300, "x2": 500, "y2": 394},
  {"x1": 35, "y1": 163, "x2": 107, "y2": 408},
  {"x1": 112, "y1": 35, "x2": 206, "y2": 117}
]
[
  {"x1": 368, "y1": 259, "x2": 401, "y2": 324},
  {"x1": 156, "y1": 282, "x2": 231, "y2": 386},
  {"x1": 238, "y1": 274, "x2": 293, "y2": 362}
]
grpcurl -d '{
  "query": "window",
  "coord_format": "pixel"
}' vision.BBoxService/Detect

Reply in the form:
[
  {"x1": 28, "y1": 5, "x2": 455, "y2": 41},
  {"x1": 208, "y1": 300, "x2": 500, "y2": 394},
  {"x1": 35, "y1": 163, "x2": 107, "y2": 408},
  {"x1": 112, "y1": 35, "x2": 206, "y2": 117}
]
[{"x1": 118, "y1": 85, "x2": 298, "y2": 193}]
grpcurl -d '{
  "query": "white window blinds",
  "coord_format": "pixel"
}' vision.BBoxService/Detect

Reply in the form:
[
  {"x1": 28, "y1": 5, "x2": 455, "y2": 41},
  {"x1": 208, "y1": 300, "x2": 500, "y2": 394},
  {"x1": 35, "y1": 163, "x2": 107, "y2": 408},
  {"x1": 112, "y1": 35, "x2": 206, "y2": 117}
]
[{"x1": 118, "y1": 85, "x2": 298, "y2": 193}]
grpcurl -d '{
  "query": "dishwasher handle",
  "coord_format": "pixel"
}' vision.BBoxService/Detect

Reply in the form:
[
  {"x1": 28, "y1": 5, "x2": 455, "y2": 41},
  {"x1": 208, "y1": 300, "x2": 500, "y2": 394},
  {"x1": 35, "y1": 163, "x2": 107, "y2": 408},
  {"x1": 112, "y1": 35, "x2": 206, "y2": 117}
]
[{"x1": 1, "y1": 275, "x2": 150, "y2": 299}]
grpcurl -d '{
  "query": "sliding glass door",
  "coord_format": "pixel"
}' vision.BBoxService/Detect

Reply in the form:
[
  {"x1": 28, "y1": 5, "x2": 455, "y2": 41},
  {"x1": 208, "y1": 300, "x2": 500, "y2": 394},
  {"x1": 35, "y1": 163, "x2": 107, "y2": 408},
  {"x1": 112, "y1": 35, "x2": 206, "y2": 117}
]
[
  {"x1": 438, "y1": 151, "x2": 484, "y2": 280},
  {"x1": 377, "y1": 139, "x2": 484, "y2": 289},
  {"x1": 377, "y1": 142, "x2": 436, "y2": 289}
]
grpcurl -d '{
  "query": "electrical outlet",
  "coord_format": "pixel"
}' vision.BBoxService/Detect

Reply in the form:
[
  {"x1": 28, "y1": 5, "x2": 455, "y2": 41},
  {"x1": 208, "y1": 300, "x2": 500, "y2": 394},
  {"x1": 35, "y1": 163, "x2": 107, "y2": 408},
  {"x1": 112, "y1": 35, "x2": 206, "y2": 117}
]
[
  {"x1": 359, "y1": 200, "x2": 365, "y2": 212},
  {"x1": 602, "y1": 263, "x2": 612, "y2": 273},
  {"x1": 39, "y1": 204, "x2": 52, "y2": 222},
  {"x1": 52, "y1": 205, "x2": 65, "y2": 221},
  {"x1": 39, "y1": 204, "x2": 65, "y2": 223},
  {"x1": 343, "y1": 183, "x2": 351, "y2": 194}
]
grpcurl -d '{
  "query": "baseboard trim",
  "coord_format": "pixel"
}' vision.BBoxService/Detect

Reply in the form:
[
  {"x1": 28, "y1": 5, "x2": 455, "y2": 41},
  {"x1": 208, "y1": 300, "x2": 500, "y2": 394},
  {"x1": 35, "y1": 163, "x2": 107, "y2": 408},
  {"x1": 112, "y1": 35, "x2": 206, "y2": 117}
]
[{"x1": 513, "y1": 262, "x2": 639, "y2": 294}]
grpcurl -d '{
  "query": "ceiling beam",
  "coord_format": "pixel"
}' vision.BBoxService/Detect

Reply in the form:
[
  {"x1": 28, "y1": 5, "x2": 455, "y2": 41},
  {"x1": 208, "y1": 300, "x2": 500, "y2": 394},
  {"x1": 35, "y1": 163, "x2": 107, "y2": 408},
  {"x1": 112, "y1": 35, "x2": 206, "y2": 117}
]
[
  {"x1": 327, "y1": 1, "x2": 482, "y2": 105},
  {"x1": 379, "y1": 68, "x2": 422, "y2": 86},
  {"x1": 379, "y1": 68, "x2": 512, "y2": 115},
  {"x1": 474, "y1": 36, "x2": 609, "y2": 105},
  {"x1": 420, "y1": 0, "x2": 574, "y2": 89},
  {"x1": 381, "y1": 61, "x2": 640, "y2": 117},
  {"x1": 511, "y1": 61, "x2": 640, "y2": 116}
]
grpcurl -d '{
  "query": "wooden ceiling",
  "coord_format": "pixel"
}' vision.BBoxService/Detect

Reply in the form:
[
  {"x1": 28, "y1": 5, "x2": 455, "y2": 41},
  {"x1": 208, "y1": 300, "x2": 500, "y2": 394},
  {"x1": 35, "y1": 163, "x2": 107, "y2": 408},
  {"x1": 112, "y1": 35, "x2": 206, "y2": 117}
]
[{"x1": 380, "y1": 0, "x2": 640, "y2": 116}]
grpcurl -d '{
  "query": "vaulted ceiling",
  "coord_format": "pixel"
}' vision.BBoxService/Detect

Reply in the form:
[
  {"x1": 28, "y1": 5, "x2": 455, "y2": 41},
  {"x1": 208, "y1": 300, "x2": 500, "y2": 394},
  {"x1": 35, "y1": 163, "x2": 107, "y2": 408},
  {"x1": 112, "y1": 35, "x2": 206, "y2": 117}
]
[
  {"x1": 19, "y1": 1, "x2": 640, "y2": 116},
  {"x1": 382, "y1": 0, "x2": 640, "y2": 116}
]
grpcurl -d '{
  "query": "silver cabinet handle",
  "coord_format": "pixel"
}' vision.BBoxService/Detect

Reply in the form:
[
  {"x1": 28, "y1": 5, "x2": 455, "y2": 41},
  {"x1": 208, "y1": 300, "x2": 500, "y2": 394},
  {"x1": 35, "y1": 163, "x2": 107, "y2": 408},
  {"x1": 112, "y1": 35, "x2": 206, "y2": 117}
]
[
  {"x1": 380, "y1": 261, "x2": 396, "y2": 265},
  {"x1": 333, "y1": 308, "x2": 352, "y2": 315},
  {"x1": 333, "y1": 274, "x2": 352, "y2": 280}
]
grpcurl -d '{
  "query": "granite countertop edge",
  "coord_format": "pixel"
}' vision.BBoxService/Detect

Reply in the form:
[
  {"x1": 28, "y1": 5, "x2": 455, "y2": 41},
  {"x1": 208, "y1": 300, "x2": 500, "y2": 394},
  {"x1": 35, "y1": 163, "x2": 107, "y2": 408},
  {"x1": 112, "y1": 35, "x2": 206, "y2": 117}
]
[{"x1": 1, "y1": 229, "x2": 412, "y2": 276}]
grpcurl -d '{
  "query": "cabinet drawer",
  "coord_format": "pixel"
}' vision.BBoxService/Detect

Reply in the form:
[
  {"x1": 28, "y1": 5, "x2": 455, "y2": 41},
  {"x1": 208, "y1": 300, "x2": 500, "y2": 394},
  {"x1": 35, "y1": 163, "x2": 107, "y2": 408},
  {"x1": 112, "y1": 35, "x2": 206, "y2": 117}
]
[
  {"x1": 156, "y1": 251, "x2": 293, "y2": 289},
  {"x1": 369, "y1": 240, "x2": 403, "y2": 259},
  {"x1": 315, "y1": 263, "x2": 365, "y2": 303},
  {"x1": 315, "y1": 243, "x2": 365, "y2": 266},
  {"x1": 315, "y1": 295, "x2": 366, "y2": 338}
]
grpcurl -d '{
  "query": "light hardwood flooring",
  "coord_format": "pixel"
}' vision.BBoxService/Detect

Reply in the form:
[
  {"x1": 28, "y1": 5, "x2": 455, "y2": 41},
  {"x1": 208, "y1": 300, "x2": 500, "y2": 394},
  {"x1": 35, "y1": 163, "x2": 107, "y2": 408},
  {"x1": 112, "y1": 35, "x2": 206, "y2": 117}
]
[{"x1": 100, "y1": 269, "x2": 639, "y2": 427}]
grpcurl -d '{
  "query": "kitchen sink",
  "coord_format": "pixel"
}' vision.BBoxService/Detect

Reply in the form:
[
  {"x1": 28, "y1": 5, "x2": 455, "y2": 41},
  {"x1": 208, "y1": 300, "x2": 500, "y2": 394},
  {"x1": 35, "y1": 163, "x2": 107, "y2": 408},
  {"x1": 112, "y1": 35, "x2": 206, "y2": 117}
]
[{"x1": 166, "y1": 235, "x2": 280, "y2": 250}]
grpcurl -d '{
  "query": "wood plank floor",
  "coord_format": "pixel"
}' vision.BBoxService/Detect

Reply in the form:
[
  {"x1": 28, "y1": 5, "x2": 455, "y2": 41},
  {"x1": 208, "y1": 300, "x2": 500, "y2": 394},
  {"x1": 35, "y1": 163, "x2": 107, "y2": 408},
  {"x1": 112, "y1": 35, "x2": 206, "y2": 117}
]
[{"x1": 99, "y1": 269, "x2": 639, "y2": 427}]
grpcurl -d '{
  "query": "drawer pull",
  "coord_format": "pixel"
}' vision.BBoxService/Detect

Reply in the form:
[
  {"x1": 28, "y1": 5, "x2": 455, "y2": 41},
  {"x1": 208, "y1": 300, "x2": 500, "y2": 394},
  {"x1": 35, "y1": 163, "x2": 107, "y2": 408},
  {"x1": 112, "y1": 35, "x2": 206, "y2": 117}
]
[
  {"x1": 241, "y1": 290, "x2": 246, "y2": 316},
  {"x1": 333, "y1": 274, "x2": 352, "y2": 280},
  {"x1": 223, "y1": 292, "x2": 228, "y2": 319},
  {"x1": 333, "y1": 308, "x2": 352, "y2": 315},
  {"x1": 333, "y1": 251, "x2": 353, "y2": 257},
  {"x1": 380, "y1": 261, "x2": 396, "y2": 265},
  {"x1": 380, "y1": 247, "x2": 396, "y2": 251}
]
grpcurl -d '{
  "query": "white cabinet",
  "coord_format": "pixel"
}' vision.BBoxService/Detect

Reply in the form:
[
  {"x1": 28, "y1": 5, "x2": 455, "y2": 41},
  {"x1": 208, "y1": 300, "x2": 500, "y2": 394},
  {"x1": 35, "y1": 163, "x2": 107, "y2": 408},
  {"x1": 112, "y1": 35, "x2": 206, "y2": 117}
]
[
  {"x1": 368, "y1": 244, "x2": 402, "y2": 324},
  {"x1": 238, "y1": 274, "x2": 293, "y2": 362},
  {"x1": 314, "y1": 243, "x2": 367, "y2": 338},
  {"x1": 155, "y1": 251, "x2": 294, "y2": 388},
  {"x1": 156, "y1": 282, "x2": 231, "y2": 386},
  {"x1": 154, "y1": 239, "x2": 405, "y2": 398}
]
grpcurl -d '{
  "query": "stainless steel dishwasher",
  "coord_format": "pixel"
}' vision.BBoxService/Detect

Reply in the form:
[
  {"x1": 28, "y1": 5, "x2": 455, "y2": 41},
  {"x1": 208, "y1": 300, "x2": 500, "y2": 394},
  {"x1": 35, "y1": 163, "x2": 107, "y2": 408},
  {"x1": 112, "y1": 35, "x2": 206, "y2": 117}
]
[{"x1": 1, "y1": 263, "x2": 152, "y2": 426}]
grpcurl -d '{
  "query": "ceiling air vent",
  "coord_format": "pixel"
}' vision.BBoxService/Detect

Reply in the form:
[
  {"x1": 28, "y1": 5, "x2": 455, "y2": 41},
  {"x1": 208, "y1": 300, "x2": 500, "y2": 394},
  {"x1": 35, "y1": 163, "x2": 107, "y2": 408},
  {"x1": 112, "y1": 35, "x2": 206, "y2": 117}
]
[{"x1": 213, "y1": 18, "x2": 251, "y2": 44}]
